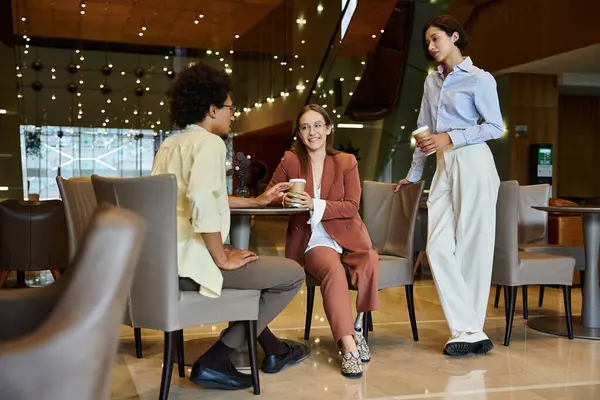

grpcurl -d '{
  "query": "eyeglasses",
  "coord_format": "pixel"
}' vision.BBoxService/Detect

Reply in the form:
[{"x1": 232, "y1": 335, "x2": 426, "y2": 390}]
[
  {"x1": 222, "y1": 104, "x2": 236, "y2": 116},
  {"x1": 298, "y1": 121, "x2": 327, "y2": 134}
]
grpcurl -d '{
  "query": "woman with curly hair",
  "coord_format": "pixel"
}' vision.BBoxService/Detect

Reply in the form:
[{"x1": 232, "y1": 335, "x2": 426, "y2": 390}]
[{"x1": 151, "y1": 61, "x2": 308, "y2": 391}]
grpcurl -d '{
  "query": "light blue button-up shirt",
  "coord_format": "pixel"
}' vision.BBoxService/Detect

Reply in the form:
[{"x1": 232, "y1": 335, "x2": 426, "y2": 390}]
[{"x1": 406, "y1": 57, "x2": 503, "y2": 182}]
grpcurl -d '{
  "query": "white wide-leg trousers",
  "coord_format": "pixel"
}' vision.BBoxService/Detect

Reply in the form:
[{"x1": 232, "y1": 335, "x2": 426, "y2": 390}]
[{"x1": 426, "y1": 142, "x2": 500, "y2": 336}]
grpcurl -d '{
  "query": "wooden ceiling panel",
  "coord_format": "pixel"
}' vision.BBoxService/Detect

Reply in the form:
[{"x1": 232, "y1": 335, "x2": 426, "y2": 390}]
[{"x1": 14, "y1": 0, "x2": 283, "y2": 50}]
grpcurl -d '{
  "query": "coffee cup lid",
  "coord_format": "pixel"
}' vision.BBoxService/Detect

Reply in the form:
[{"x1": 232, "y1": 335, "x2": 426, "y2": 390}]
[
  {"x1": 412, "y1": 125, "x2": 429, "y2": 136},
  {"x1": 289, "y1": 178, "x2": 306, "y2": 183}
]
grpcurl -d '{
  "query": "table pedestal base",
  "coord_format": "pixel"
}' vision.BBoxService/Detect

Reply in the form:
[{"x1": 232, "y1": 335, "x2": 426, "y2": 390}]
[
  {"x1": 528, "y1": 316, "x2": 600, "y2": 340},
  {"x1": 183, "y1": 338, "x2": 310, "y2": 371}
]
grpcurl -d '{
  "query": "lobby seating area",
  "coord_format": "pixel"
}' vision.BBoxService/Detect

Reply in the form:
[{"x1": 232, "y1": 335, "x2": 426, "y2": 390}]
[{"x1": 0, "y1": 176, "x2": 597, "y2": 399}]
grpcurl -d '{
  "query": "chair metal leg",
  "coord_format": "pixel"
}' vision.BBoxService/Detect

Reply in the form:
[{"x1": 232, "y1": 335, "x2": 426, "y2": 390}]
[
  {"x1": 176, "y1": 330, "x2": 185, "y2": 378},
  {"x1": 246, "y1": 320, "x2": 260, "y2": 395},
  {"x1": 15, "y1": 271, "x2": 27, "y2": 288},
  {"x1": 494, "y1": 285, "x2": 501, "y2": 308},
  {"x1": 504, "y1": 286, "x2": 517, "y2": 346},
  {"x1": 563, "y1": 286, "x2": 574, "y2": 340},
  {"x1": 362, "y1": 311, "x2": 370, "y2": 343},
  {"x1": 304, "y1": 286, "x2": 315, "y2": 340},
  {"x1": 538, "y1": 285, "x2": 545, "y2": 307},
  {"x1": 134, "y1": 327, "x2": 143, "y2": 358},
  {"x1": 159, "y1": 332, "x2": 175, "y2": 400},
  {"x1": 522, "y1": 286, "x2": 529, "y2": 320},
  {"x1": 405, "y1": 284, "x2": 419, "y2": 341}
]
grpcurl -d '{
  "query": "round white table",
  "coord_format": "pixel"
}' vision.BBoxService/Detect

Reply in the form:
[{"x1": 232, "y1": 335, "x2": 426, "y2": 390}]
[
  {"x1": 230, "y1": 206, "x2": 308, "y2": 249},
  {"x1": 527, "y1": 206, "x2": 600, "y2": 340}
]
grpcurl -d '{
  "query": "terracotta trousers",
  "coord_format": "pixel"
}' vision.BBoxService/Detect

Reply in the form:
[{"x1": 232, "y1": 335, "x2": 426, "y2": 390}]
[{"x1": 305, "y1": 246, "x2": 377, "y2": 343}]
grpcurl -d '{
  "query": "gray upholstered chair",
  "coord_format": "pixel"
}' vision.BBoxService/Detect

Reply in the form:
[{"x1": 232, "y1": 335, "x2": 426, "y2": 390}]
[
  {"x1": 57, "y1": 176, "x2": 145, "y2": 359},
  {"x1": 92, "y1": 174, "x2": 262, "y2": 399},
  {"x1": 0, "y1": 199, "x2": 68, "y2": 288},
  {"x1": 493, "y1": 183, "x2": 584, "y2": 316},
  {"x1": 56, "y1": 177, "x2": 98, "y2": 260},
  {"x1": 303, "y1": 180, "x2": 423, "y2": 343},
  {"x1": 0, "y1": 204, "x2": 145, "y2": 400},
  {"x1": 492, "y1": 181, "x2": 575, "y2": 346}
]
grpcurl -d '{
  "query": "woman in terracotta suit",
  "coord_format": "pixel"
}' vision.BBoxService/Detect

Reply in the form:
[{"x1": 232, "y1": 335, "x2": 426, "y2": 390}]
[{"x1": 268, "y1": 104, "x2": 380, "y2": 378}]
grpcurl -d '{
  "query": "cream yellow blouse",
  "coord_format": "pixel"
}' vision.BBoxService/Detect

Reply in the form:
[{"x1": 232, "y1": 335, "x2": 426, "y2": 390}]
[{"x1": 151, "y1": 124, "x2": 230, "y2": 298}]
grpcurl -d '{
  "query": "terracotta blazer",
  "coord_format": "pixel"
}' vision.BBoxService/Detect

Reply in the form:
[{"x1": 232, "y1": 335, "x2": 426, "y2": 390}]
[{"x1": 268, "y1": 151, "x2": 380, "y2": 311}]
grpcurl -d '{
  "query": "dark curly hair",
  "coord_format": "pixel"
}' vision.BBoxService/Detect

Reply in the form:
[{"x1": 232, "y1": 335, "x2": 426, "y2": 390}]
[
  {"x1": 423, "y1": 15, "x2": 468, "y2": 62},
  {"x1": 168, "y1": 61, "x2": 233, "y2": 128}
]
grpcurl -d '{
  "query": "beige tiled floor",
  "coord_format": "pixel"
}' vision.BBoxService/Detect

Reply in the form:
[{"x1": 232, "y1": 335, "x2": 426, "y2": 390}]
[{"x1": 110, "y1": 217, "x2": 600, "y2": 399}]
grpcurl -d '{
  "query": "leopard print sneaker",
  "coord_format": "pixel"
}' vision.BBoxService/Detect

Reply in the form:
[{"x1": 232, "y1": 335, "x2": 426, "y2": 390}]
[
  {"x1": 341, "y1": 351, "x2": 363, "y2": 378},
  {"x1": 355, "y1": 331, "x2": 371, "y2": 362}
]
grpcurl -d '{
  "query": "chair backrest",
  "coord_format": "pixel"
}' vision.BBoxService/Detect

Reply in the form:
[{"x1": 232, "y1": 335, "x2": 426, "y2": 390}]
[
  {"x1": 56, "y1": 177, "x2": 98, "y2": 260},
  {"x1": 0, "y1": 205, "x2": 145, "y2": 400},
  {"x1": 0, "y1": 199, "x2": 68, "y2": 271},
  {"x1": 91, "y1": 174, "x2": 181, "y2": 331},
  {"x1": 492, "y1": 181, "x2": 521, "y2": 286},
  {"x1": 518, "y1": 184, "x2": 551, "y2": 245},
  {"x1": 361, "y1": 180, "x2": 424, "y2": 263}
]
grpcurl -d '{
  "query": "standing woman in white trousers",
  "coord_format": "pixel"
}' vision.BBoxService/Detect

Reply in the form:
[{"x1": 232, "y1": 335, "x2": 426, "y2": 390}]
[{"x1": 395, "y1": 15, "x2": 502, "y2": 356}]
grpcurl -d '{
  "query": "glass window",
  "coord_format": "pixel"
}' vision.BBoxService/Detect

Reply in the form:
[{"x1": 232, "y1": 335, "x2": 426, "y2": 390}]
[{"x1": 20, "y1": 125, "x2": 159, "y2": 200}]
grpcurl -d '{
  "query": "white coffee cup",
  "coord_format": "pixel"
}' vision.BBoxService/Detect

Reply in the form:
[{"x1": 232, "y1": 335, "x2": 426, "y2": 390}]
[{"x1": 412, "y1": 125, "x2": 436, "y2": 156}]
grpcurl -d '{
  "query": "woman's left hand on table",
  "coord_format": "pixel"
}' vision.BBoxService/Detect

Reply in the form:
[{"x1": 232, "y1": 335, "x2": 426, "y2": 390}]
[{"x1": 286, "y1": 191, "x2": 314, "y2": 210}]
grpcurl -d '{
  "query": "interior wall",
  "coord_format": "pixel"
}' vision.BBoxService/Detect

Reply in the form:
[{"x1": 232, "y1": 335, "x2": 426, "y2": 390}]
[
  {"x1": 453, "y1": 0, "x2": 600, "y2": 73},
  {"x1": 232, "y1": 120, "x2": 294, "y2": 191},
  {"x1": 557, "y1": 94, "x2": 600, "y2": 199},
  {"x1": 506, "y1": 73, "x2": 559, "y2": 195}
]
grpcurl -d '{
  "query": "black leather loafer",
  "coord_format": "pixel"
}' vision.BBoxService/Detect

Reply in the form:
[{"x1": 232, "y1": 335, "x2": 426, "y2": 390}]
[
  {"x1": 190, "y1": 361, "x2": 253, "y2": 390},
  {"x1": 262, "y1": 342, "x2": 309, "y2": 374}
]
